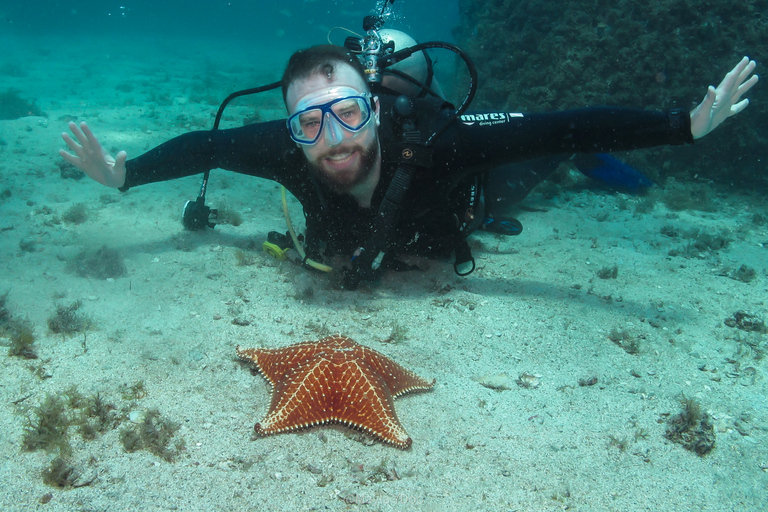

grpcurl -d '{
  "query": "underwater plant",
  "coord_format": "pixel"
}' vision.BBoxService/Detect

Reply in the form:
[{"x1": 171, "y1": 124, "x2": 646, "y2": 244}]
[
  {"x1": 42, "y1": 457, "x2": 80, "y2": 488},
  {"x1": 0, "y1": 88, "x2": 46, "y2": 119},
  {"x1": 68, "y1": 246, "x2": 127, "y2": 279},
  {"x1": 597, "y1": 265, "x2": 618, "y2": 279},
  {"x1": 119, "y1": 408, "x2": 184, "y2": 462},
  {"x1": 608, "y1": 328, "x2": 641, "y2": 354},
  {"x1": 724, "y1": 311, "x2": 767, "y2": 333},
  {"x1": 47, "y1": 301, "x2": 92, "y2": 335},
  {"x1": 215, "y1": 202, "x2": 243, "y2": 226},
  {"x1": 664, "y1": 395, "x2": 716, "y2": 456},
  {"x1": 61, "y1": 203, "x2": 89, "y2": 224},
  {"x1": 7, "y1": 319, "x2": 38, "y2": 359},
  {"x1": 22, "y1": 394, "x2": 72, "y2": 455},
  {"x1": 1, "y1": 294, "x2": 38, "y2": 359}
]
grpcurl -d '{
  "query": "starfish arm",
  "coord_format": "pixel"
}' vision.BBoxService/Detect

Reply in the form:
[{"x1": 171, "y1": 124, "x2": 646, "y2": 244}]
[
  {"x1": 257, "y1": 355, "x2": 337, "y2": 435},
  {"x1": 333, "y1": 359, "x2": 412, "y2": 448},
  {"x1": 236, "y1": 342, "x2": 323, "y2": 387},
  {"x1": 360, "y1": 346, "x2": 435, "y2": 397}
]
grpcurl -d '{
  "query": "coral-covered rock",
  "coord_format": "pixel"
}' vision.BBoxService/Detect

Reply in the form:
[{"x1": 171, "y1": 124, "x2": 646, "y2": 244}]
[{"x1": 454, "y1": 0, "x2": 767, "y2": 187}]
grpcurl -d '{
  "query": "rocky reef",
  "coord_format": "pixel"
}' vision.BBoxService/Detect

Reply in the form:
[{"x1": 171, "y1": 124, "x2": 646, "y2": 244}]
[{"x1": 454, "y1": 0, "x2": 767, "y2": 187}]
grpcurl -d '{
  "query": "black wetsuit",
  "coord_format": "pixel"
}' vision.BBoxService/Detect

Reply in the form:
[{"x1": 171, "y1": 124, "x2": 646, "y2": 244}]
[{"x1": 122, "y1": 95, "x2": 692, "y2": 269}]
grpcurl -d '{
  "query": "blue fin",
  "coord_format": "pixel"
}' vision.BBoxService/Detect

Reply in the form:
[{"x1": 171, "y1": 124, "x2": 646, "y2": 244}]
[
  {"x1": 480, "y1": 216, "x2": 523, "y2": 236},
  {"x1": 576, "y1": 153, "x2": 654, "y2": 192}
]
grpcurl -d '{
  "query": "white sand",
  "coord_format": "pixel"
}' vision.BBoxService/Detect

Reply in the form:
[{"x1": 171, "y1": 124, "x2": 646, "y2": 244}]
[{"x1": 1, "y1": 35, "x2": 767, "y2": 511}]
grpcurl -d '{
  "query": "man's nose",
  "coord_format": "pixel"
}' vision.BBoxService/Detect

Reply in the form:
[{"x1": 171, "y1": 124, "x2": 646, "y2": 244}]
[{"x1": 324, "y1": 113, "x2": 345, "y2": 147}]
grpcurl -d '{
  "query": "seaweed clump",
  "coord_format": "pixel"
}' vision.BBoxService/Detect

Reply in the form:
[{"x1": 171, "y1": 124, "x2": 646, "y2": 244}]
[
  {"x1": 668, "y1": 229, "x2": 732, "y2": 259},
  {"x1": 29, "y1": 392, "x2": 103, "y2": 488},
  {"x1": 7, "y1": 319, "x2": 38, "y2": 359},
  {"x1": 597, "y1": 265, "x2": 618, "y2": 280},
  {"x1": 68, "y1": 246, "x2": 127, "y2": 279},
  {"x1": 1, "y1": 292, "x2": 38, "y2": 359},
  {"x1": 728, "y1": 264, "x2": 757, "y2": 283},
  {"x1": 18, "y1": 386, "x2": 181, "y2": 487},
  {"x1": 41, "y1": 457, "x2": 96, "y2": 488},
  {"x1": 724, "y1": 311, "x2": 767, "y2": 333},
  {"x1": 0, "y1": 292, "x2": 10, "y2": 325},
  {"x1": 22, "y1": 388, "x2": 117, "y2": 457},
  {"x1": 216, "y1": 203, "x2": 243, "y2": 226},
  {"x1": 61, "y1": 203, "x2": 89, "y2": 224},
  {"x1": 657, "y1": 181, "x2": 716, "y2": 212},
  {"x1": 608, "y1": 328, "x2": 641, "y2": 354},
  {"x1": 47, "y1": 301, "x2": 92, "y2": 335},
  {"x1": 22, "y1": 394, "x2": 72, "y2": 455},
  {"x1": 0, "y1": 88, "x2": 46, "y2": 119},
  {"x1": 664, "y1": 396, "x2": 716, "y2": 456},
  {"x1": 119, "y1": 409, "x2": 184, "y2": 462}
]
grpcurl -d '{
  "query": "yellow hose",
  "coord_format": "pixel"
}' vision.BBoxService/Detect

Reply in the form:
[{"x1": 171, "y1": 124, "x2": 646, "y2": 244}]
[{"x1": 281, "y1": 186, "x2": 334, "y2": 273}]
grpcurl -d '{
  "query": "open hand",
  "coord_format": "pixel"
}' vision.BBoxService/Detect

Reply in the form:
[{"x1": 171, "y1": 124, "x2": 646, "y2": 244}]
[
  {"x1": 690, "y1": 57, "x2": 758, "y2": 139},
  {"x1": 59, "y1": 121, "x2": 127, "y2": 188}
]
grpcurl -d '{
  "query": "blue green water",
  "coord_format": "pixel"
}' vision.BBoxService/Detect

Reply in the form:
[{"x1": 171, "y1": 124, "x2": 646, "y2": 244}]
[{"x1": 4, "y1": 0, "x2": 460, "y2": 47}]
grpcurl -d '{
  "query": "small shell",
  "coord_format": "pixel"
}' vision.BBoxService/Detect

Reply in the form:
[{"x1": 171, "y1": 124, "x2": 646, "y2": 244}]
[
  {"x1": 476, "y1": 373, "x2": 513, "y2": 391},
  {"x1": 128, "y1": 410, "x2": 147, "y2": 424},
  {"x1": 516, "y1": 372, "x2": 541, "y2": 389}
]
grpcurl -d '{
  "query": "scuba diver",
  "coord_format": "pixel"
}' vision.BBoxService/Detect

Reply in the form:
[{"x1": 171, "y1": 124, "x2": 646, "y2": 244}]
[{"x1": 59, "y1": 18, "x2": 758, "y2": 289}]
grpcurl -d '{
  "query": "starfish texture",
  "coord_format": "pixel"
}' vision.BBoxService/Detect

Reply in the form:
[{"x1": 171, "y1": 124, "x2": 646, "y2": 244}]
[{"x1": 236, "y1": 335, "x2": 434, "y2": 448}]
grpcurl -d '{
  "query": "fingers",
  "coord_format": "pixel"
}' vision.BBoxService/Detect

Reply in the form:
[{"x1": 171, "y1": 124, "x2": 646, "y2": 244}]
[
  {"x1": 731, "y1": 98, "x2": 750, "y2": 116},
  {"x1": 729, "y1": 74, "x2": 759, "y2": 105},
  {"x1": 732, "y1": 56, "x2": 750, "y2": 75},
  {"x1": 736, "y1": 59, "x2": 756, "y2": 83},
  {"x1": 724, "y1": 57, "x2": 757, "y2": 91},
  {"x1": 715, "y1": 61, "x2": 742, "y2": 91},
  {"x1": 738, "y1": 74, "x2": 759, "y2": 95},
  {"x1": 715, "y1": 58, "x2": 758, "y2": 111},
  {"x1": 79, "y1": 122, "x2": 103, "y2": 152},
  {"x1": 716, "y1": 57, "x2": 752, "y2": 94},
  {"x1": 68, "y1": 121, "x2": 90, "y2": 149},
  {"x1": 60, "y1": 131, "x2": 81, "y2": 155},
  {"x1": 60, "y1": 131, "x2": 92, "y2": 167},
  {"x1": 59, "y1": 148, "x2": 80, "y2": 166}
]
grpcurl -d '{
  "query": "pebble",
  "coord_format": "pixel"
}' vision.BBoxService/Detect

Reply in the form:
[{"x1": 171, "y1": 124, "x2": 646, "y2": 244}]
[
  {"x1": 476, "y1": 373, "x2": 512, "y2": 390},
  {"x1": 129, "y1": 410, "x2": 147, "y2": 424}
]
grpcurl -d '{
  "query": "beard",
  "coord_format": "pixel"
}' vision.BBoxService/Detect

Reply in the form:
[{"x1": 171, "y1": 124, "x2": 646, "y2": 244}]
[{"x1": 308, "y1": 138, "x2": 380, "y2": 195}]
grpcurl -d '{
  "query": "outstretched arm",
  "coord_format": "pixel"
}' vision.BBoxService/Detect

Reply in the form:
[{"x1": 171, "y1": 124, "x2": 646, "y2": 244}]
[
  {"x1": 690, "y1": 57, "x2": 758, "y2": 139},
  {"x1": 60, "y1": 121, "x2": 127, "y2": 188},
  {"x1": 61, "y1": 119, "x2": 304, "y2": 191}
]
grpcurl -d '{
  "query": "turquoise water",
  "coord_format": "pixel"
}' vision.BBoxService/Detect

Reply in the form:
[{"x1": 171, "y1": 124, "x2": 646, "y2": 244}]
[{"x1": 5, "y1": 0, "x2": 460, "y2": 47}]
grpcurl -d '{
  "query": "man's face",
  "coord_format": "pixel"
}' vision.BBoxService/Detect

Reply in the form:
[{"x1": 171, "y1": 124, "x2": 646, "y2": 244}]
[{"x1": 285, "y1": 63, "x2": 380, "y2": 194}]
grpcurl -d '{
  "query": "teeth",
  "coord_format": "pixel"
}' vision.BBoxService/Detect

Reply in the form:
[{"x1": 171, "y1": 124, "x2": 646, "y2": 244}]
[{"x1": 328, "y1": 153, "x2": 351, "y2": 161}]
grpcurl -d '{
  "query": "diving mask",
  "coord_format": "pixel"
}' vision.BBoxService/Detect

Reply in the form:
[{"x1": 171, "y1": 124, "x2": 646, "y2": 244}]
[{"x1": 287, "y1": 87, "x2": 374, "y2": 145}]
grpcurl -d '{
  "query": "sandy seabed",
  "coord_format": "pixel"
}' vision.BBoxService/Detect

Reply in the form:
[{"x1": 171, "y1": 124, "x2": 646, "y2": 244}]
[{"x1": 1, "y1": 34, "x2": 767, "y2": 511}]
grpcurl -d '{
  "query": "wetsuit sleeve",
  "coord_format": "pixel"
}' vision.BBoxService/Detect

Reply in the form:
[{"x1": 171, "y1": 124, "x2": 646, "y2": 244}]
[
  {"x1": 435, "y1": 107, "x2": 693, "y2": 173},
  {"x1": 121, "y1": 120, "x2": 301, "y2": 190}
]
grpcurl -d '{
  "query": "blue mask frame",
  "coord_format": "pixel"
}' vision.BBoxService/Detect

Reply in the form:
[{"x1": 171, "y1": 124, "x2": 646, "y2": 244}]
[{"x1": 287, "y1": 95, "x2": 373, "y2": 145}]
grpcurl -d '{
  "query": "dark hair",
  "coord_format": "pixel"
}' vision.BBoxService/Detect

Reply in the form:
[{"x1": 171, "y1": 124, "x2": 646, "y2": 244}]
[{"x1": 281, "y1": 45, "x2": 367, "y2": 104}]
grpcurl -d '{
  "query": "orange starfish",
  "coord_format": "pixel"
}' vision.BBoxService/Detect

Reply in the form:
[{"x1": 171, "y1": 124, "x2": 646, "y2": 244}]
[{"x1": 236, "y1": 335, "x2": 434, "y2": 449}]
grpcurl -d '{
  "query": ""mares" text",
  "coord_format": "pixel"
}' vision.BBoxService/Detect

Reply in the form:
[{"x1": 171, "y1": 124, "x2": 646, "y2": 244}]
[{"x1": 459, "y1": 112, "x2": 524, "y2": 126}]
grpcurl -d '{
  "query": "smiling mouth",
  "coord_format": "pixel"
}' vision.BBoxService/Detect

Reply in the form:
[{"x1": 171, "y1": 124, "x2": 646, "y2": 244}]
[{"x1": 325, "y1": 152, "x2": 353, "y2": 163}]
